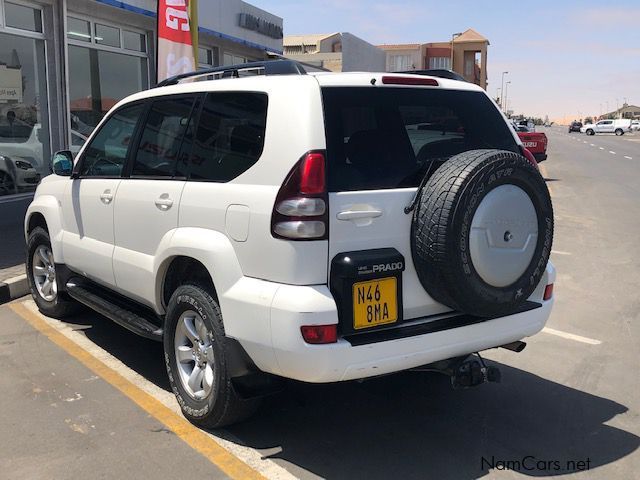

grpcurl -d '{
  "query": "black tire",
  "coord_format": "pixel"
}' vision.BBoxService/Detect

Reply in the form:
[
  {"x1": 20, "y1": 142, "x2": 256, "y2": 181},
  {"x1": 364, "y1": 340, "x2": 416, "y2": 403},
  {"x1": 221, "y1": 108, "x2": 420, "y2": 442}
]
[
  {"x1": 411, "y1": 149, "x2": 553, "y2": 317},
  {"x1": 26, "y1": 227, "x2": 81, "y2": 318},
  {"x1": 164, "y1": 284, "x2": 261, "y2": 428},
  {"x1": 615, "y1": 129, "x2": 624, "y2": 136},
  {"x1": 586, "y1": 129, "x2": 595, "y2": 136}
]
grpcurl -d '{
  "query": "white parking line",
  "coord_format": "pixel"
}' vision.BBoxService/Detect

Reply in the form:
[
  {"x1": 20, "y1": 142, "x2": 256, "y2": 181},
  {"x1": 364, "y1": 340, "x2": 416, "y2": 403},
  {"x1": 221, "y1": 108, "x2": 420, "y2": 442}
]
[
  {"x1": 590, "y1": 144, "x2": 595, "y2": 146},
  {"x1": 624, "y1": 156, "x2": 633, "y2": 160},
  {"x1": 551, "y1": 250, "x2": 571, "y2": 256},
  {"x1": 609, "y1": 151, "x2": 616, "y2": 155},
  {"x1": 542, "y1": 327, "x2": 602, "y2": 345},
  {"x1": 599, "y1": 147, "x2": 604, "y2": 150}
]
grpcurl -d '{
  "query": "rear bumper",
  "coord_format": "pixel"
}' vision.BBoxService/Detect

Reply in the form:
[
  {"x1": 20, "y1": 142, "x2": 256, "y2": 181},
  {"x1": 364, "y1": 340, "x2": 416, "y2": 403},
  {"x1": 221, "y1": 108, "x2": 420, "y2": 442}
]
[{"x1": 224, "y1": 263, "x2": 556, "y2": 383}]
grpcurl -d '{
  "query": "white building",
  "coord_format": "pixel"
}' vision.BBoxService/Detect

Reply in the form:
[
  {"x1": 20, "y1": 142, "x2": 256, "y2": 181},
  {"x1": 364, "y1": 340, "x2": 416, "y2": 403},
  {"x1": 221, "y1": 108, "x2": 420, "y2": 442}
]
[{"x1": 283, "y1": 32, "x2": 386, "y2": 72}]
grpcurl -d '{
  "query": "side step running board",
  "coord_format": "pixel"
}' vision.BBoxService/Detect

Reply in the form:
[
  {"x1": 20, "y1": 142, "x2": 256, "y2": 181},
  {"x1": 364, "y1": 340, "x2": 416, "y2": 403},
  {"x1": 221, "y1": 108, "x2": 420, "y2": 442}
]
[{"x1": 66, "y1": 279, "x2": 163, "y2": 341}]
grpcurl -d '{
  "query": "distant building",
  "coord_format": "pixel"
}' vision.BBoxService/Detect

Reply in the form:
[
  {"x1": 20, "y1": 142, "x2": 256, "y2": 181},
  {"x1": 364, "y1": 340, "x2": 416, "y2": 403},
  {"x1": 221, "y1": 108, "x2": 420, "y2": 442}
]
[
  {"x1": 599, "y1": 103, "x2": 640, "y2": 120},
  {"x1": 378, "y1": 29, "x2": 489, "y2": 89},
  {"x1": 283, "y1": 32, "x2": 386, "y2": 72}
]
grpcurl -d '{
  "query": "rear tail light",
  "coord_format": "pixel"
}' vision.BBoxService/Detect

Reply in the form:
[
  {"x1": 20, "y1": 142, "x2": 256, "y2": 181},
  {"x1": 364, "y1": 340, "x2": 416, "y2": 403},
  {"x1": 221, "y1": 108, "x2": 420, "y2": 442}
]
[
  {"x1": 271, "y1": 151, "x2": 328, "y2": 240},
  {"x1": 543, "y1": 283, "x2": 554, "y2": 301},
  {"x1": 301, "y1": 325, "x2": 337, "y2": 344},
  {"x1": 520, "y1": 146, "x2": 539, "y2": 169}
]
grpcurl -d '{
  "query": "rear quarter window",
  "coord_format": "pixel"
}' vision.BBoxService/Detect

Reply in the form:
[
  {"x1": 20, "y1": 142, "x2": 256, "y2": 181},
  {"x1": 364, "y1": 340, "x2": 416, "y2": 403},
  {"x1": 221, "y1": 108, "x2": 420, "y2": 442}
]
[
  {"x1": 186, "y1": 92, "x2": 268, "y2": 182},
  {"x1": 322, "y1": 87, "x2": 518, "y2": 191}
]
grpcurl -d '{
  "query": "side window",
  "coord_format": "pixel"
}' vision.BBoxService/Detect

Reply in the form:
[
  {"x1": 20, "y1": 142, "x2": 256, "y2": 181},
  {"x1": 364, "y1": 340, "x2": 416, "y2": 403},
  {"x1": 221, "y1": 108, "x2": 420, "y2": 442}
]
[
  {"x1": 188, "y1": 92, "x2": 267, "y2": 182},
  {"x1": 132, "y1": 96, "x2": 197, "y2": 177},
  {"x1": 79, "y1": 103, "x2": 143, "y2": 177}
]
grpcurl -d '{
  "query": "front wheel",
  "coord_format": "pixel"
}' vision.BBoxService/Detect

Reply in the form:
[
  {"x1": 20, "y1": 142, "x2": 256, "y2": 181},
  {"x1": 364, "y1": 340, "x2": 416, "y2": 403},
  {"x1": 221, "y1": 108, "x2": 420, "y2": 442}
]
[
  {"x1": 586, "y1": 129, "x2": 595, "y2": 136},
  {"x1": 26, "y1": 227, "x2": 80, "y2": 318},
  {"x1": 164, "y1": 284, "x2": 261, "y2": 428}
]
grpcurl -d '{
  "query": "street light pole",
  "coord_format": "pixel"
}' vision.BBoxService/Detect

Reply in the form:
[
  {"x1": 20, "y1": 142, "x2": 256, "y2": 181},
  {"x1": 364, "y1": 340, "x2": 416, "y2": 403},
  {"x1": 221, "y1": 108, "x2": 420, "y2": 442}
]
[
  {"x1": 500, "y1": 71, "x2": 509, "y2": 110},
  {"x1": 504, "y1": 80, "x2": 511, "y2": 115}
]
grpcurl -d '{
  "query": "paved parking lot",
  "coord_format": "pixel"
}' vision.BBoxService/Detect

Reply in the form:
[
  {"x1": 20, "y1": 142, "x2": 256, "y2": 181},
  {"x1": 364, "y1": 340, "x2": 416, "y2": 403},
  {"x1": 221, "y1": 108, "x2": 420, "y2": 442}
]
[{"x1": 1, "y1": 125, "x2": 639, "y2": 479}]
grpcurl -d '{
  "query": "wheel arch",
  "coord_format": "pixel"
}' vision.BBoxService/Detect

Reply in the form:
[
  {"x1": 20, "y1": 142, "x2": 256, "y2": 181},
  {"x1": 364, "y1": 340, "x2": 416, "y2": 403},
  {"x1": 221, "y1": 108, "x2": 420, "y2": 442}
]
[
  {"x1": 154, "y1": 228, "x2": 245, "y2": 316},
  {"x1": 25, "y1": 196, "x2": 65, "y2": 261}
]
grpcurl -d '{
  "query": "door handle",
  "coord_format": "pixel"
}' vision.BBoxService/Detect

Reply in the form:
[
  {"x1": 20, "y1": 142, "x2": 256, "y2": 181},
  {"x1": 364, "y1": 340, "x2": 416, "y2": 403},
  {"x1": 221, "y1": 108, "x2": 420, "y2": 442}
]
[
  {"x1": 154, "y1": 195, "x2": 174, "y2": 211},
  {"x1": 336, "y1": 209, "x2": 383, "y2": 221},
  {"x1": 99, "y1": 190, "x2": 113, "y2": 204}
]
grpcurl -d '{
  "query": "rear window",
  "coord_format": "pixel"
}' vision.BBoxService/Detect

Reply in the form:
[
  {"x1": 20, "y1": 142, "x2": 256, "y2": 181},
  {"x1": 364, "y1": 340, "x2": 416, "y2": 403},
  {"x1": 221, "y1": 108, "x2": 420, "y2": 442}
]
[{"x1": 322, "y1": 87, "x2": 518, "y2": 191}]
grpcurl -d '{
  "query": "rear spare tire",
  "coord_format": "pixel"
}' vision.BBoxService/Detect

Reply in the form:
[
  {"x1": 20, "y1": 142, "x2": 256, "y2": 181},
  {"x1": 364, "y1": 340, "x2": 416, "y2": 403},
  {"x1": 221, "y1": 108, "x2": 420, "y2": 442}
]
[{"x1": 411, "y1": 149, "x2": 553, "y2": 317}]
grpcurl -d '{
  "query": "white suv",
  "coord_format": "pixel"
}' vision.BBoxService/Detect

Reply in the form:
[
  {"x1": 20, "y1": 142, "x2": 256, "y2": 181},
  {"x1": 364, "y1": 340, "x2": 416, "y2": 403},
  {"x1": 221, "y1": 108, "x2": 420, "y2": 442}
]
[{"x1": 25, "y1": 61, "x2": 555, "y2": 427}]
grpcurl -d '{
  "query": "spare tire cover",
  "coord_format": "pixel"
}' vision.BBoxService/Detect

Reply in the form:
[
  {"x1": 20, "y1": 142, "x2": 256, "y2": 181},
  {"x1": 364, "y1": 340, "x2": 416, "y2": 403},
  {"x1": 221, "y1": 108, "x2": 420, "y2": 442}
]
[{"x1": 411, "y1": 149, "x2": 553, "y2": 317}]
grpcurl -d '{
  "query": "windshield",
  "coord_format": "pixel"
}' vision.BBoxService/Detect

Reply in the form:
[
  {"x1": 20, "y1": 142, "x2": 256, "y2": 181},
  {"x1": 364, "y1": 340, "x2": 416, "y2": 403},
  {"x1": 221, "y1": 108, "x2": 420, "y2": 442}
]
[{"x1": 322, "y1": 87, "x2": 518, "y2": 192}]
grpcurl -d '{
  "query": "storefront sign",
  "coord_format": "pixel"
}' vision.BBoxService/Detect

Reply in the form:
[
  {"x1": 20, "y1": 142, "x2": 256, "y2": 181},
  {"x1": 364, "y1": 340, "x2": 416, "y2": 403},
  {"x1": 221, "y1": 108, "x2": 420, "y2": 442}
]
[
  {"x1": 157, "y1": 0, "x2": 198, "y2": 82},
  {"x1": 0, "y1": 65, "x2": 23, "y2": 102},
  {"x1": 238, "y1": 13, "x2": 283, "y2": 39}
]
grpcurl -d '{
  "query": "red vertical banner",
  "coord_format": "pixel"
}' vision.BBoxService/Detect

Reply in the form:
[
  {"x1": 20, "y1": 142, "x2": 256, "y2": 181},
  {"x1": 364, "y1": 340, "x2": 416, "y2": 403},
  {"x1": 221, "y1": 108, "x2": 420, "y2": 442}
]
[{"x1": 157, "y1": 0, "x2": 198, "y2": 83}]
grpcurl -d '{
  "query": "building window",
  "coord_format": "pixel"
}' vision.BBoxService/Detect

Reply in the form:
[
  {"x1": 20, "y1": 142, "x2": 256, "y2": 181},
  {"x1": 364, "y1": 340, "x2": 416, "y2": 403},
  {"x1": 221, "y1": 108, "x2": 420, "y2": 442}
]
[
  {"x1": 68, "y1": 17, "x2": 91, "y2": 42},
  {"x1": 389, "y1": 55, "x2": 412, "y2": 71},
  {"x1": 0, "y1": 1, "x2": 50, "y2": 191},
  {"x1": 66, "y1": 15, "x2": 149, "y2": 137},
  {"x1": 4, "y1": 2, "x2": 42, "y2": 33},
  {"x1": 95, "y1": 23, "x2": 120, "y2": 48},
  {"x1": 123, "y1": 30, "x2": 146, "y2": 52},
  {"x1": 429, "y1": 57, "x2": 451, "y2": 70},
  {"x1": 223, "y1": 53, "x2": 247, "y2": 66},
  {"x1": 198, "y1": 46, "x2": 219, "y2": 68}
]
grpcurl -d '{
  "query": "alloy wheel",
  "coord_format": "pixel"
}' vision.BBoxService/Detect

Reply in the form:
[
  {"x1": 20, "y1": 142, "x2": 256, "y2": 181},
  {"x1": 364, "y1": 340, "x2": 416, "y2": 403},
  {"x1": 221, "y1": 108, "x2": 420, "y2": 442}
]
[
  {"x1": 174, "y1": 310, "x2": 216, "y2": 400},
  {"x1": 32, "y1": 245, "x2": 57, "y2": 302}
]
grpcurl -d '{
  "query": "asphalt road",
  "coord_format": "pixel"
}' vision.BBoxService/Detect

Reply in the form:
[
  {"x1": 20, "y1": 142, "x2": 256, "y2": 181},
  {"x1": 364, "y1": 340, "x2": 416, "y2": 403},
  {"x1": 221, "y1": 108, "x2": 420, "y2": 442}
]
[{"x1": 1, "y1": 126, "x2": 639, "y2": 479}]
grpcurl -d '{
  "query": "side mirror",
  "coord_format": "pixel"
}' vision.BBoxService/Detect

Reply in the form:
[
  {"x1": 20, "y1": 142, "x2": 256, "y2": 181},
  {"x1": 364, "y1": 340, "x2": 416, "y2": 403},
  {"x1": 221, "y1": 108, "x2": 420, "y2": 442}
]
[{"x1": 52, "y1": 150, "x2": 73, "y2": 176}]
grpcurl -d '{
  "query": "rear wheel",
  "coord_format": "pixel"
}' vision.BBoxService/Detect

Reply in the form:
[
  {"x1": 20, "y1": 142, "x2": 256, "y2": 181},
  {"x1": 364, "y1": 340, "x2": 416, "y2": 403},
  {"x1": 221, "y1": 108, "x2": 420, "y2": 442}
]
[
  {"x1": 615, "y1": 128, "x2": 624, "y2": 136},
  {"x1": 26, "y1": 227, "x2": 80, "y2": 318},
  {"x1": 164, "y1": 284, "x2": 261, "y2": 428}
]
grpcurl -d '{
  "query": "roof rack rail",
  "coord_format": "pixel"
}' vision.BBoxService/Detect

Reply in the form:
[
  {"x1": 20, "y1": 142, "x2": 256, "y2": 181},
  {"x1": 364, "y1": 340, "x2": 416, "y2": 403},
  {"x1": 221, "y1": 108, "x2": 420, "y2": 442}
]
[
  {"x1": 156, "y1": 59, "x2": 307, "y2": 88},
  {"x1": 393, "y1": 69, "x2": 467, "y2": 82}
]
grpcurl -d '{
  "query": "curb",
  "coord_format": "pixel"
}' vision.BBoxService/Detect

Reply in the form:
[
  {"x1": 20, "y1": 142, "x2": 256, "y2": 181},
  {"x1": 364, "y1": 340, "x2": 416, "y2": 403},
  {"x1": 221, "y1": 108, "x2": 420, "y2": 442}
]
[{"x1": 0, "y1": 274, "x2": 29, "y2": 304}]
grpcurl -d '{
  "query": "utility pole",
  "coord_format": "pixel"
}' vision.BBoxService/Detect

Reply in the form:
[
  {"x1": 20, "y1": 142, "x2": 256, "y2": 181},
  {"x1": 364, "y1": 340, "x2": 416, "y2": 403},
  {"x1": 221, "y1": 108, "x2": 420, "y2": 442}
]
[
  {"x1": 450, "y1": 32, "x2": 462, "y2": 72},
  {"x1": 500, "y1": 71, "x2": 509, "y2": 110}
]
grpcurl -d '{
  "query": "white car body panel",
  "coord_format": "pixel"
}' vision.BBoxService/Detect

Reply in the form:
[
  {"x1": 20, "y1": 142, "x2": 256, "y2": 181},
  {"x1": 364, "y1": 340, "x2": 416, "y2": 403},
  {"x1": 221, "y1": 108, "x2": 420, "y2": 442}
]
[
  {"x1": 60, "y1": 178, "x2": 121, "y2": 287},
  {"x1": 112, "y1": 179, "x2": 187, "y2": 306}
]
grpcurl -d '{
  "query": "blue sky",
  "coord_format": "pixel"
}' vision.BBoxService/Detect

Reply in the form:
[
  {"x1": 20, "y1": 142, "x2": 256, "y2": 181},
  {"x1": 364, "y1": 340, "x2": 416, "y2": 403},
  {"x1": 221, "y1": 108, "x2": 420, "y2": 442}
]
[{"x1": 253, "y1": 0, "x2": 640, "y2": 121}]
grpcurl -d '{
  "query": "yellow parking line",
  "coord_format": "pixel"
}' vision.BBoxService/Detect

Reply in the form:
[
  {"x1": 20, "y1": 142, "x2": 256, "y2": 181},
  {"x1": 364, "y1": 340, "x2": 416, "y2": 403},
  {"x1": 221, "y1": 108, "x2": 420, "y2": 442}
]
[{"x1": 9, "y1": 302, "x2": 266, "y2": 480}]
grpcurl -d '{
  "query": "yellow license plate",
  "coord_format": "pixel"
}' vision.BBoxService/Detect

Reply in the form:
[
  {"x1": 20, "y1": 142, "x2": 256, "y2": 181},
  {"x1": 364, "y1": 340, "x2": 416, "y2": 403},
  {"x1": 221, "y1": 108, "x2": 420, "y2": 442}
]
[{"x1": 352, "y1": 277, "x2": 398, "y2": 330}]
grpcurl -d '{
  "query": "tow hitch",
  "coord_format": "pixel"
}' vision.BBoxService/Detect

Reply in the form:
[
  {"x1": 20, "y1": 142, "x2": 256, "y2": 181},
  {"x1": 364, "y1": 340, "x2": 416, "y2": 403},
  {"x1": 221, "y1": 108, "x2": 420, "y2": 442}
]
[{"x1": 413, "y1": 353, "x2": 501, "y2": 389}]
